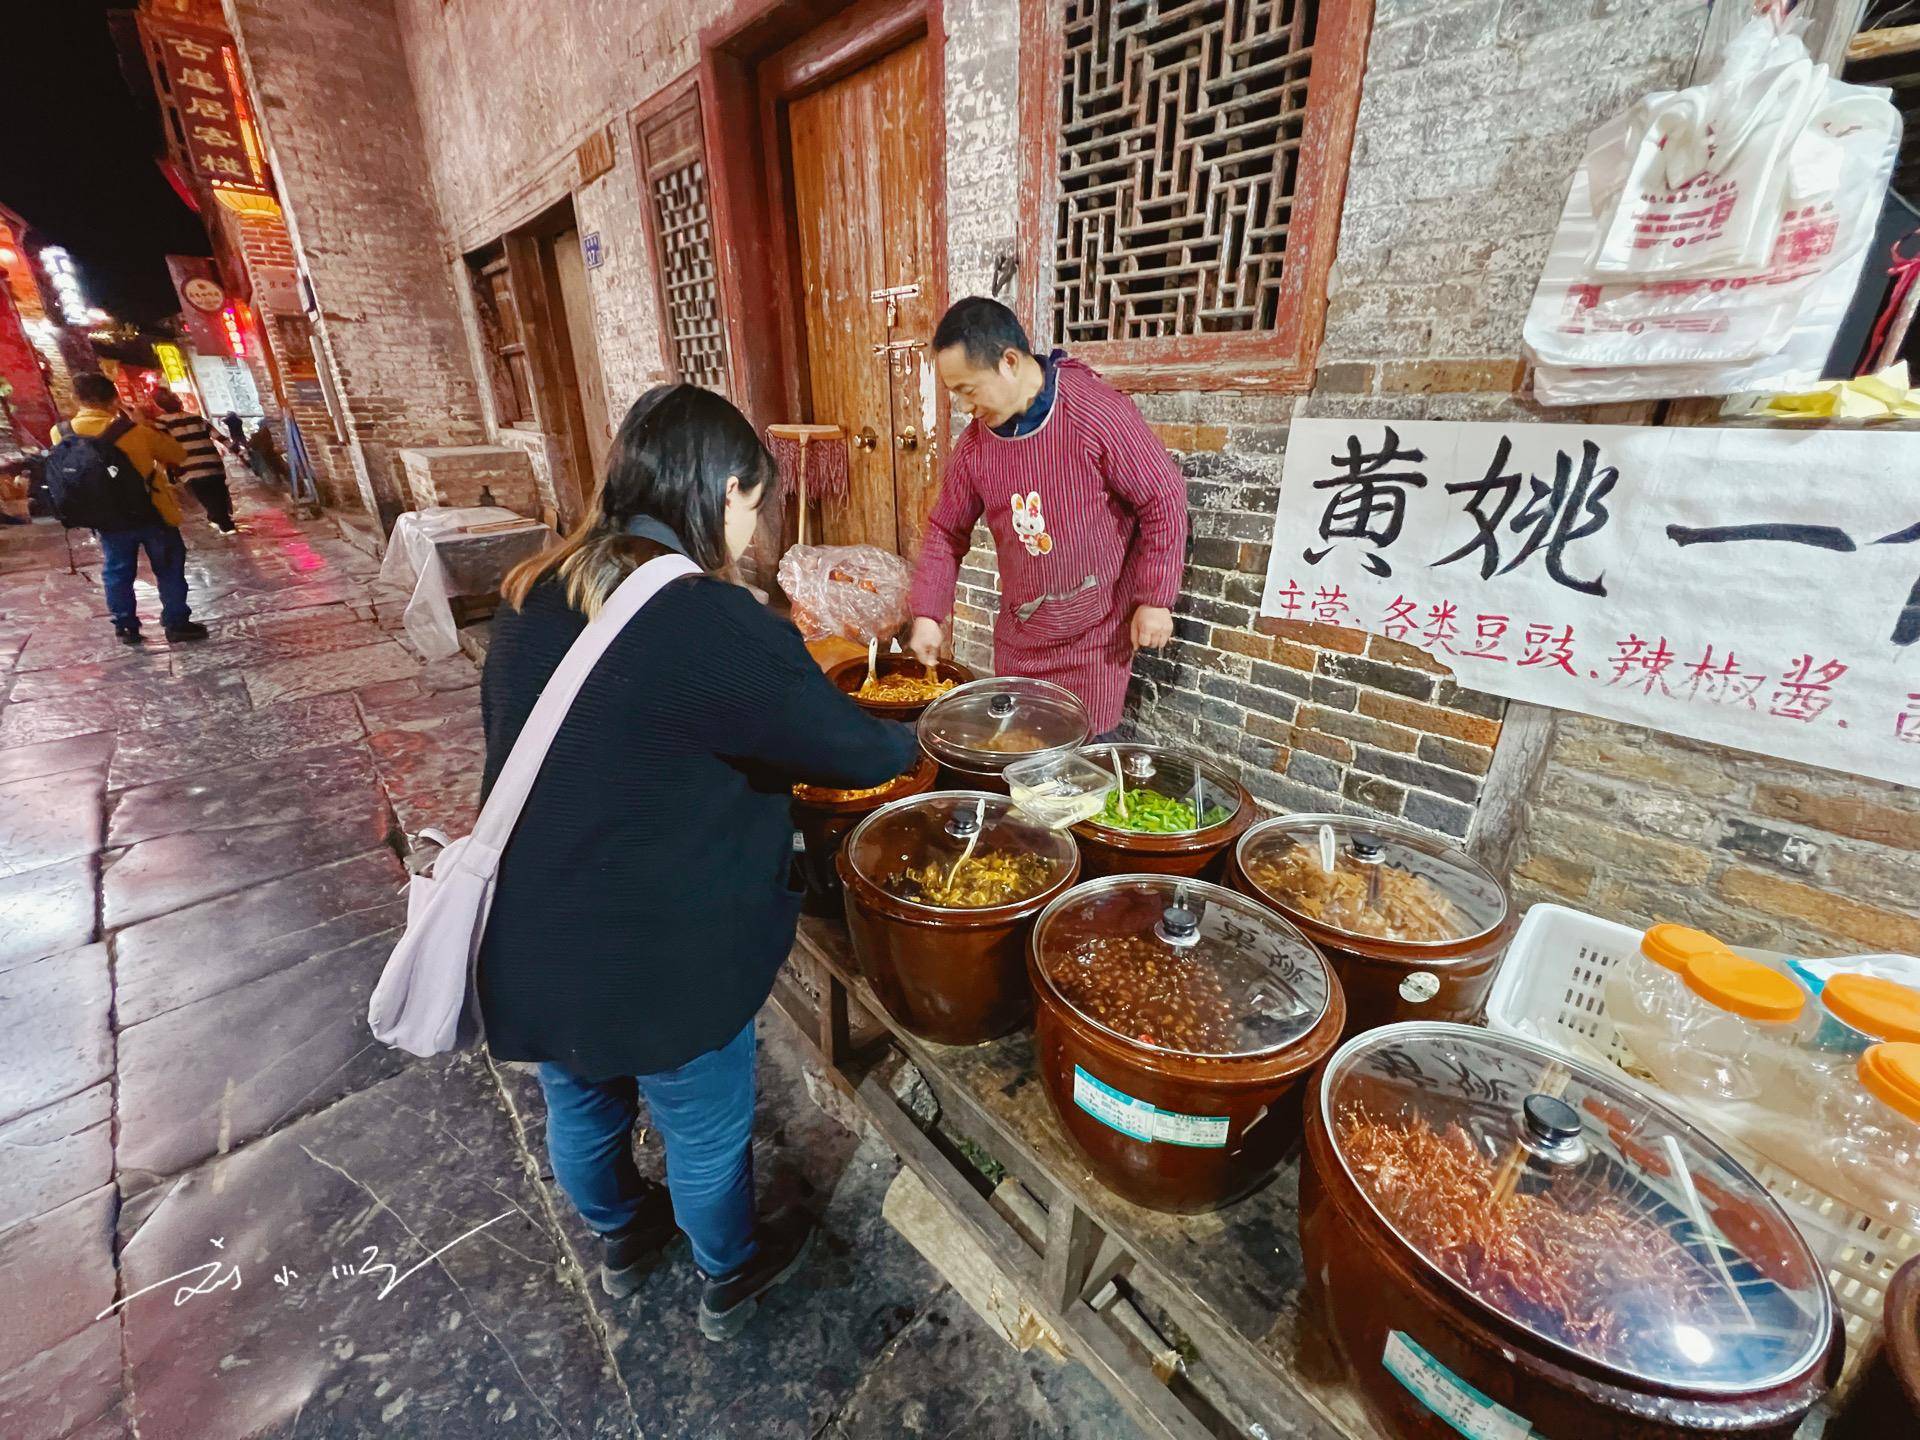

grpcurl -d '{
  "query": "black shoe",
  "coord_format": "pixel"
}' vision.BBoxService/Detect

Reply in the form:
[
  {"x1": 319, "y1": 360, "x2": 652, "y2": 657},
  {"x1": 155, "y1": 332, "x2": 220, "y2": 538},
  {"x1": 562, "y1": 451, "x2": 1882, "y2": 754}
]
[
  {"x1": 598, "y1": 1183, "x2": 677, "y2": 1298},
  {"x1": 163, "y1": 621, "x2": 210, "y2": 643},
  {"x1": 116, "y1": 628, "x2": 143, "y2": 646},
  {"x1": 697, "y1": 1207, "x2": 818, "y2": 1342}
]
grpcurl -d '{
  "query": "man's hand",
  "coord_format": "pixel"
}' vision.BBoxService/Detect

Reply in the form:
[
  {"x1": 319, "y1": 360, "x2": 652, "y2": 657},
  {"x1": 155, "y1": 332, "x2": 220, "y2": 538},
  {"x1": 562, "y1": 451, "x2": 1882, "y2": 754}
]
[
  {"x1": 1130, "y1": 605, "x2": 1174, "y2": 651},
  {"x1": 908, "y1": 616, "x2": 946, "y2": 667}
]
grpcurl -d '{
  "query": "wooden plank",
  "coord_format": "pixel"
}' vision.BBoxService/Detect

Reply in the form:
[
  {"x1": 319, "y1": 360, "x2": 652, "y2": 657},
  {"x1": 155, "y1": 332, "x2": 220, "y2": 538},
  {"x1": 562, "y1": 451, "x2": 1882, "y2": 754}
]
[
  {"x1": 1043, "y1": 1195, "x2": 1103, "y2": 1311},
  {"x1": 1851, "y1": 23, "x2": 1920, "y2": 61},
  {"x1": 855, "y1": 1072, "x2": 1217, "y2": 1440}
]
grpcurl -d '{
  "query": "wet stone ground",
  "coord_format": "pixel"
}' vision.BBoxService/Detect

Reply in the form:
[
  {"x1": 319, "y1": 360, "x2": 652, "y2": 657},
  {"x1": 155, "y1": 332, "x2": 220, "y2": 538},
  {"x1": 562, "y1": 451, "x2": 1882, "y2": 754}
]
[{"x1": 0, "y1": 476, "x2": 1134, "y2": 1440}]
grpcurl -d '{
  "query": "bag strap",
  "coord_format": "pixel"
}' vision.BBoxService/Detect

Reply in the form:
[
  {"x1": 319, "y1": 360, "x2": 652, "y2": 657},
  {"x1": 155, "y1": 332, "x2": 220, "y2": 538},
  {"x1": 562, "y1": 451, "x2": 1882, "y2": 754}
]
[
  {"x1": 466, "y1": 553, "x2": 701, "y2": 860},
  {"x1": 98, "y1": 416, "x2": 135, "y2": 448}
]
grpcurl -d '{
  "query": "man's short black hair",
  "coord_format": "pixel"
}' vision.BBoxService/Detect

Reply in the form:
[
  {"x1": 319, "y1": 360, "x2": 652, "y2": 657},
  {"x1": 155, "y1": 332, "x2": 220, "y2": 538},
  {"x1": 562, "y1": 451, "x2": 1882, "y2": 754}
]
[
  {"x1": 72, "y1": 373, "x2": 118, "y2": 407},
  {"x1": 933, "y1": 296, "x2": 1032, "y2": 370}
]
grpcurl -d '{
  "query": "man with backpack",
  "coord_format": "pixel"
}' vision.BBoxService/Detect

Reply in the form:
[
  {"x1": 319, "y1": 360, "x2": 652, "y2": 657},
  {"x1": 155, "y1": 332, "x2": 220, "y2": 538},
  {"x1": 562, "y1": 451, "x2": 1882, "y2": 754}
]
[
  {"x1": 149, "y1": 388, "x2": 238, "y2": 534},
  {"x1": 46, "y1": 373, "x2": 209, "y2": 644}
]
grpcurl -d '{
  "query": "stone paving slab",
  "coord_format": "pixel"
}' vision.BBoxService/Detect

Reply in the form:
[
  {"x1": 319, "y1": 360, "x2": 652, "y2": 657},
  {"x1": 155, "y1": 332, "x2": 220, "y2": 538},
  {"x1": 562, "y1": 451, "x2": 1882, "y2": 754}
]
[
  {"x1": 108, "y1": 693, "x2": 364, "y2": 791},
  {"x1": 0, "y1": 1317, "x2": 123, "y2": 1440},
  {"x1": 367, "y1": 720, "x2": 485, "y2": 836},
  {"x1": 8, "y1": 653, "x2": 177, "y2": 702},
  {"x1": 0, "y1": 766, "x2": 105, "y2": 877},
  {"x1": 0, "y1": 730, "x2": 116, "y2": 786},
  {"x1": 0, "y1": 1083, "x2": 114, "y2": 1232},
  {"x1": 116, "y1": 930, "x2": 407, "y2": 1187},
  {"x1": 244, "y1": 641, "x2": 420, "y2": 708},
  {"x1": 0, "y1": 942, "x2": 112, "y2": 1127},
  {"x1": 0, "y1": 669, "x2": 254, "y2": 748},
  {"x1": 0, "y1": 1183, "x2": 116, "y2": 1374},
  {"x1": 0, "y1": 854, "x2": 97, "y2": 969},
  {"x1": 108, "y1": 740, "x2": 386, "y2": 848},
  {"x1": 102, "y1": 809, "x2": 394, "y2": 930},
  {"x1": 116, "y1": 1055, "x2": 635, "y2": 1440},
  {"x1": 115, "y1": 848, "x2": 406, "y2": 1027}
]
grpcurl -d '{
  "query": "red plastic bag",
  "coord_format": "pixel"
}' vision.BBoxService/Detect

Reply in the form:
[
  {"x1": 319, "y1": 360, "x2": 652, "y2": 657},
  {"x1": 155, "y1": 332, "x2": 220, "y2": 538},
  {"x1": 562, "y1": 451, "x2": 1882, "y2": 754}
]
[{"x1": 778, "y1": 543, "x2": 912, "y2": 644}]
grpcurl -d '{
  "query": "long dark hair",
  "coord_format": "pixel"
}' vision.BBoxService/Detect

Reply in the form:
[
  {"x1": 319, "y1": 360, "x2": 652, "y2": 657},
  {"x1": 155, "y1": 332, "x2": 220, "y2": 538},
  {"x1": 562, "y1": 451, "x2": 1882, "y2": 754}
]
[{"x1": 503, "y1": 384, "x2": 775, "y2": 616}]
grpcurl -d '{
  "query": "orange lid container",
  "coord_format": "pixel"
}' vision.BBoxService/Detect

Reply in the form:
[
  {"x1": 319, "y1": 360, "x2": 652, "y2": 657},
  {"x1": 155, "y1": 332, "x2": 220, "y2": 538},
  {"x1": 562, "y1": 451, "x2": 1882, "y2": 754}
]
[
  {"x1": 1859, "y1": 1042, "x2": 1920, "y2": 1124},
  {"x1": 1641, "y1": 923, "x2": 1727, "y2": 973},
  {"x1": 1683, "y1": 949, "x2": 1807, "y2": 1024},
  {"x1": 1822, "y1": 974, "x2": 1920, "y2": 1045}
]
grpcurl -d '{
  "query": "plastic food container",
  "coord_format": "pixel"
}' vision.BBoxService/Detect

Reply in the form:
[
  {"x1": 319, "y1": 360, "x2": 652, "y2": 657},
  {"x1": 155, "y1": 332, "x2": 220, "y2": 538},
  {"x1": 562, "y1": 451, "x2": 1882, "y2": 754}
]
[
  {"x1": 1642, "y1": 949, "x2": 1809, "y2": 1102},
  {"x1": 837, "y1": 791, "x2": 1079, "y2": 1044},
  {"x1": 790, "y1": 755, "x2": 939, "y2": 910},
  {"x1": 917, "y1": 677, "x2": 1089, "y2": 792},
  {"x1": 1301, "y1": 1022, "x2": 1843, "y2": 1440},
  {"x1": 1230, "y1": 815, "x2": 1513, "y2": 1037},
  {"x1": 1028, "y1": 875, "x2": 1343, "y2": 1212},
  {"x1": 1004, "y1": 749, "x2": 1117, "y2": 830},
  {"x1": 1795, "y1": 973, "x2": 1920, "y2": 1109},
  {"x1": 1068, "y1": 743, "x2": 1255, "y2": 883},
  {"x1": 1604, "y1": 923, "x2": 1729, "y2": 1074},
  {"x1": 1818, "y1": 1042, "x2": 1920, "y2": 1231},
  {"x1": 1827, "y1": 1254, "x2": 1918, "y2": 1437},
  {"x1": 828, "y1": 653, "x2": 976, "y2": 721}
]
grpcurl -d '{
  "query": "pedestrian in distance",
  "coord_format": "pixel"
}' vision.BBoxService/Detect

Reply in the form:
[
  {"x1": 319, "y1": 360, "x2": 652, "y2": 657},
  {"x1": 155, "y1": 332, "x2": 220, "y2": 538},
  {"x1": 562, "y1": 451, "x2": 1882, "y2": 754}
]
[
  {"x1": 478, "y1": 383, "x2": 916, "y2": 1339},
  {"x1": 149, "y1": 389, "x2": 238, "y2": 535},
  {"x1": 221, "y1": 410, "x2": 247, "y2": 454},
  {"x1": 44, "y1": 373, "x2": 208, "y2": 645}
]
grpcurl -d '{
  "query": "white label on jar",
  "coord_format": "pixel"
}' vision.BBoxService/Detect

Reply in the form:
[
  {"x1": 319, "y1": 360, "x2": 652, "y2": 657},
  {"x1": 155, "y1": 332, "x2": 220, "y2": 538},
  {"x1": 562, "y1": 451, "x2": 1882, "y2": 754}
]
[
  {"x1": 1381, "y1": 1331, "x2": 1533, "y2": 1440},
  {"x1": 1071, "y1": 1066, "x2": 1229, "y2": 1148},
  {"x1": 1400, "y1": 970, "x2": 1441, "y2": 1004}
]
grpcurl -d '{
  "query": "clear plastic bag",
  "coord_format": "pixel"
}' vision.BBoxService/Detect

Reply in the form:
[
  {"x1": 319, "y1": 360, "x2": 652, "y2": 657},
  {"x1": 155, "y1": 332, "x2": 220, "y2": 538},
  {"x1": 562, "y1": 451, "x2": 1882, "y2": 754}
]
[{"x1": 778, "y1": 543, "x2": 913, "y2": 643}]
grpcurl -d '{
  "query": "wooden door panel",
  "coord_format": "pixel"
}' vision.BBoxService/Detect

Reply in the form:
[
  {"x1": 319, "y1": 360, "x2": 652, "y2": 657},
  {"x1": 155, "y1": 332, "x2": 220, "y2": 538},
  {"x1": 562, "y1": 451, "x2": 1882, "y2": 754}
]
[
  {"x1": 871, "y1": 39, "x2": 936, "y2": 560},
  {"x1": 789, "y1": 73, "x2": 894, "y2": 552},
  {"x1": 553, "y1": 227, "x2": 612, "y2": 489}
]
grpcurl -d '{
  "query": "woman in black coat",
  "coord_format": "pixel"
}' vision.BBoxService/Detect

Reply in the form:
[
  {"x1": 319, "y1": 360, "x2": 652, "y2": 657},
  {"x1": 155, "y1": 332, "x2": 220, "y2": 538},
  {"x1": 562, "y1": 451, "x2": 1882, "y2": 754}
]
[{"x1": 479, "y1": 385, "x2": 915, "y2": 1340}]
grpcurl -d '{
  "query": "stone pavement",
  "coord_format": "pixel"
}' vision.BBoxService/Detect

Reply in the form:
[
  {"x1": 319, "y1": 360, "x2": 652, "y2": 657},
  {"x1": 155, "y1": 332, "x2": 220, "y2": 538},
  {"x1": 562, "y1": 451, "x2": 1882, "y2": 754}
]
[{"x1": 0, "y1": 477, "x2": 1133, "y2": 1440}]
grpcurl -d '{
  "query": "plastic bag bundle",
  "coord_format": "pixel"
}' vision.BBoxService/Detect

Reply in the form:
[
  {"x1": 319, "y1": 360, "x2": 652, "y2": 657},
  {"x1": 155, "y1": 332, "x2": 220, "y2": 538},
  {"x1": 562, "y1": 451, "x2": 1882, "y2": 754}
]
[
  {"x1": 778, "y1": 543, "x2": 913, "y2": 643},
  {"x1": 1525, "y1": 18, "x2": 1900, "y2": 405}
]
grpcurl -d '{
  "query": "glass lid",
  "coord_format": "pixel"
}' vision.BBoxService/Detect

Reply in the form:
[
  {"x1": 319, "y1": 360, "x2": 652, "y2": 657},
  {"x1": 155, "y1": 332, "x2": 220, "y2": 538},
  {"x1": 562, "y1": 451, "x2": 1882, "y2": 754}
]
[
  {"x1": 918, "y1": 677, "x2": 1090, "y2": 771},
  {"x1": 1032, "y1": 875, "x2": 1334, "y2": 1059},
  {"x1": 1076, "y1": 743, "x2": 1245, "y2": 837},
  {"x1": 1237, "y1": 814, "x2": 1508, "y2": 947},
  {"x1": 844, "y1": 790, "x2": 1077, "y2": 912},
  {"x1": 1321, "y1": 1022, "x2": 1832, "y2": 1392}
]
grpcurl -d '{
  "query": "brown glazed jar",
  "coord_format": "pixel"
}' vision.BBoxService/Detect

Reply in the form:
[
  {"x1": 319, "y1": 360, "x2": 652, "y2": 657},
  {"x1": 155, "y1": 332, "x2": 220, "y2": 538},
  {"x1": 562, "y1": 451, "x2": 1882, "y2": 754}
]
[
  {"x1": 1069, "y1": 743, "x2": 1255, "y2": 882},
  {"x1": 837, "y1": 791, "x2": 1079, "y2": 1044},
  {"x1": 790, "y1": 755, "x2": 939, "y2": 908},
  {"x1": 1302, "y1": 1022, "x2": 1843, "y2": 1440},
  {"x1": 1231, "y1": 815, "x2": 1514, "y2": 1037},
  {"x1": 1826, "y1": 1256, "x2": 1917, "y2": 1438},
  {"x1": 827, "y1": 653, "x2": 977, "y2": 723},
  {"x1": 917, "y1": 676, "x2": 1089, "y2": 793},
  {"x1": 1028, "y1": 875, "x2": 1345, "y2": 1213}
]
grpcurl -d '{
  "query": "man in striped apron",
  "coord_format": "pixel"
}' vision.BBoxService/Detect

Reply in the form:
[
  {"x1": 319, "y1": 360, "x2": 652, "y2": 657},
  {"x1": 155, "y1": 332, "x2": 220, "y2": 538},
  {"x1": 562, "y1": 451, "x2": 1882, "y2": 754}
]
[
  {"x1": 908, "y1": 297, "x2": 1188, "y2": 739},
  {"x1": 150, "y1": 390, "x2": 238, "y2": 534}
]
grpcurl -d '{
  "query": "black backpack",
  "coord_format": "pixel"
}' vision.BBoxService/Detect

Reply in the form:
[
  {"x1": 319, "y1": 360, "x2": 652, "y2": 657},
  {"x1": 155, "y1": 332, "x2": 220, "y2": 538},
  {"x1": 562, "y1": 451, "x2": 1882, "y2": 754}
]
[{"x1": 44, "y1": 418, "x2": 162, "y2": 532}]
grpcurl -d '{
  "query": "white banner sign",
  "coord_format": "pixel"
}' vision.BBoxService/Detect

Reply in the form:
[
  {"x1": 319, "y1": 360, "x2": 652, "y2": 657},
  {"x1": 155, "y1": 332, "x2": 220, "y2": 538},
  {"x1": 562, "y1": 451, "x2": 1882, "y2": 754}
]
[{"x1": 1260, "y1": 420, "x2": 1920, "y2": 786}]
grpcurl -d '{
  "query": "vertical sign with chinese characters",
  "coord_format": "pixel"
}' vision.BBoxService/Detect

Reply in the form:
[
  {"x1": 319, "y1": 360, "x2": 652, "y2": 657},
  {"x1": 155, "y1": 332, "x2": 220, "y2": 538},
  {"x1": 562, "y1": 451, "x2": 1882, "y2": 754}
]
[
  {"x1": 1262, "y1": 421, "x2": 1920, "y2": 787},
  {"x1": 145, "y1": 21, "x2": 269, "y2": 194}
]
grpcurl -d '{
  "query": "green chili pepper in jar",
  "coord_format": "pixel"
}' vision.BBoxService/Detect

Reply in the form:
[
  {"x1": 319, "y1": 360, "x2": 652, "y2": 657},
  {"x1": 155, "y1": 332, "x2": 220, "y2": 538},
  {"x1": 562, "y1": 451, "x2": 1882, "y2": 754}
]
[{"x1": 1096, "y1": 788, "x2": 1230, "y2": 834}]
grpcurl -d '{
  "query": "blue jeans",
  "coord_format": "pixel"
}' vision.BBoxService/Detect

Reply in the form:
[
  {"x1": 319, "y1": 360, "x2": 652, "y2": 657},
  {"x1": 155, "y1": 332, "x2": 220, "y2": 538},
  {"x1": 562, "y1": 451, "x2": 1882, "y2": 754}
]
[
  {"x1": 98, "y1": 524, "x2": 190, "y2": 630},
  {"x1": 537, "y1": 1022, "x2": 759, "y2": 1277}
]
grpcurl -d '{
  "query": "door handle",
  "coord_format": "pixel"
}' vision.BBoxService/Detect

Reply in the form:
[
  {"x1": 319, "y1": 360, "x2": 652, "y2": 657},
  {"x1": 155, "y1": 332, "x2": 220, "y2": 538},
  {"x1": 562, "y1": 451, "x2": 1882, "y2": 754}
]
[
  {"x1": 895, "y1": 427, "x2": 920, "y2": 452},
  {"x1": 852, "y1": 426, "x2": 879, "y2": 453}
]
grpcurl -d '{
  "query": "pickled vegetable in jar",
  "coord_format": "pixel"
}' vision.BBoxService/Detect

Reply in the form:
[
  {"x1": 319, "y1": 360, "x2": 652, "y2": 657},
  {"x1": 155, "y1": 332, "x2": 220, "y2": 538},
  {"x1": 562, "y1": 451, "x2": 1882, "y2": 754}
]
[
  {"x1": 885, "y1": 850, "x2": 1056, "y2": 908},
  {"x1": 1095, "y1": 787, "x2": 1231, "y2": 834},
  {"x1": 856, "y1": 668, "x2": 956, "y2": 704},
  {"x1": 1243, "y1": 837, "x2": 1467, "y2": 942}
]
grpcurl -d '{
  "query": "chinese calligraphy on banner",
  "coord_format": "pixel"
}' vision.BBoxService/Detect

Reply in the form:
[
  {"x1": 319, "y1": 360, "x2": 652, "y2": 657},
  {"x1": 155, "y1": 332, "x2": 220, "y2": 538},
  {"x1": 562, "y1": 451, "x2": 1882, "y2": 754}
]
[
  {"x1": 147, "y1": 23, "x2": 268, "y2": 193},
  {"x1": 1261, "y1": 420, "x2": 1920, "y2": 787}
]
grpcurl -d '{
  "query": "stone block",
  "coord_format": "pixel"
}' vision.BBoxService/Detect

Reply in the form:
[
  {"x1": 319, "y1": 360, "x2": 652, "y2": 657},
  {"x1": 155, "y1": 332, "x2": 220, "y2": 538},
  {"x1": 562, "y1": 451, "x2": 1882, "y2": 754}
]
[{"x1": 396, "y1": 445, "x2": 539, "y2": 514}]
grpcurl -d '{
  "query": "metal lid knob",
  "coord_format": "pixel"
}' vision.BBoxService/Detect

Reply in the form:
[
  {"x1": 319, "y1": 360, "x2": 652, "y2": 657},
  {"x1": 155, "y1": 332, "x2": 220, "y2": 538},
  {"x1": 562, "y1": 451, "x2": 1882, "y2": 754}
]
[
  {"x1": 1155, "y1": 904, "x2": 1201, "y2": 948},
  {"x1": 1123, "y1": 751, "x2": 1157, "y2": 780},
  {"x1": 945, "y1": 809, "x2": 982, "y2": 840},
  {"x1": 988, "y1": 693, "x2": 1016, "y2": 719},
  {"x1": 1519, "y1": 1092, "x2": 1588, "y2": 1166},
  {"x1": 1349, "y1": 834, "x2": 1386, "y2": 864}
]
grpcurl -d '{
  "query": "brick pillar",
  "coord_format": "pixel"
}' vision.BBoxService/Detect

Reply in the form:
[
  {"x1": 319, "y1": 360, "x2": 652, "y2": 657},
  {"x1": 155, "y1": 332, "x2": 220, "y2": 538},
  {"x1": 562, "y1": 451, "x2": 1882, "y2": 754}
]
[{"x1": 221, "y1": 0, "x2": 487, "y2": 531}]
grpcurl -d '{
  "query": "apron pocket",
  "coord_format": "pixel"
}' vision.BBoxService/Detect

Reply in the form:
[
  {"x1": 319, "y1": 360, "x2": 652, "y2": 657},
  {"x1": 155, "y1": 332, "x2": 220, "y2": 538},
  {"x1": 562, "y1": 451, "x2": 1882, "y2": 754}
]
[{"x1": 1011, "y1": 574, "x2": 1111, "y2": 646}]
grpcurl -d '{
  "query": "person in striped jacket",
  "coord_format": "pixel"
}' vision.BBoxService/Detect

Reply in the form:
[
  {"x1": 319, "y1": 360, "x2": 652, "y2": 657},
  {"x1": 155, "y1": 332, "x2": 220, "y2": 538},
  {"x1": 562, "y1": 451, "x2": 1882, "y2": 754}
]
[
  {"x1": 907, "y1": 297, "x2": 1187, "y2": 738},
  {"x1": 150, "y1": 389, "x2": 238, "y2": 535}
]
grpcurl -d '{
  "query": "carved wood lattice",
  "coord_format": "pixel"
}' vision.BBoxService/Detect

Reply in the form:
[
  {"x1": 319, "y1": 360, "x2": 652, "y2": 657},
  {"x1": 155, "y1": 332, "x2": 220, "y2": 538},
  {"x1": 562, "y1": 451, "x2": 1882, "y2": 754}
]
[
  {"x1": 1052, "y1": 0, "x2": 1319, "y2": 345},
  {"x1": 638, "y1": 92, "x2": 729, "y2": 392}
]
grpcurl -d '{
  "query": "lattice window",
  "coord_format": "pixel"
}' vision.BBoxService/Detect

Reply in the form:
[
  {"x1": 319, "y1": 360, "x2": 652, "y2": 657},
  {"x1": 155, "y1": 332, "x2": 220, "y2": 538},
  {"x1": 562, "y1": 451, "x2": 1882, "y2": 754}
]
[
  {"x1": 1019, "y1": 0, "x2": 1368, "y2": 390},
  {"x1": 636, "y1": 89, "x2": 730, "y2": 393}
]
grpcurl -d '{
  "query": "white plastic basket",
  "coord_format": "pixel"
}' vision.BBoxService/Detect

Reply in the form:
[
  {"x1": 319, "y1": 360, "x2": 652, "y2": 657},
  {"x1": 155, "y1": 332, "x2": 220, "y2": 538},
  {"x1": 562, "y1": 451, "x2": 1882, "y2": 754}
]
[{"x1": 1485, "y1": 902, "x2": 1918, "y2": 1384}]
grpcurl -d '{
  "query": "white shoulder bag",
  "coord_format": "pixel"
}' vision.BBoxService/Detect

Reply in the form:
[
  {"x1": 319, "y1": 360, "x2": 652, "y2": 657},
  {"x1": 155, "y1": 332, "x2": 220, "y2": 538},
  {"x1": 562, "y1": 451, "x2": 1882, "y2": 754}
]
[{"x1": 368, "y1": 552, "x2": 700, "y2": 1057}]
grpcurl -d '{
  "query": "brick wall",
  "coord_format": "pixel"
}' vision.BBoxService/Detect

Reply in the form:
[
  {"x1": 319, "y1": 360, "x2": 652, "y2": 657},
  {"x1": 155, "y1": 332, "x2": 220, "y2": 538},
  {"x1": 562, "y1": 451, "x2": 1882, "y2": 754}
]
[{"x1": 224, "y1": 0, "x2": 488, "y2": 529}]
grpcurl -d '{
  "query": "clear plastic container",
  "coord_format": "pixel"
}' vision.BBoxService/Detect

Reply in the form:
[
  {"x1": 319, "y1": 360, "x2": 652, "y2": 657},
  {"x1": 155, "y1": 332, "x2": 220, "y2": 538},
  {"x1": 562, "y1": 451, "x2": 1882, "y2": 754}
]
[
  {"x1": 1793, "y1": 974, "x2": 1920, "y2": 1113},
  {"x1": 1644, "y1": 947, "x2": 1809, "y2": 1102},
  {"x1": 1819, "y1": 1041, "x2": 1920, "y2": 1231},
  {"x1": 1004, "y1": 749, "x2": 1116, "y2": 830},
  {"x1": 1603, "y1": 924, "x2": 1727, "y2": 1076}
]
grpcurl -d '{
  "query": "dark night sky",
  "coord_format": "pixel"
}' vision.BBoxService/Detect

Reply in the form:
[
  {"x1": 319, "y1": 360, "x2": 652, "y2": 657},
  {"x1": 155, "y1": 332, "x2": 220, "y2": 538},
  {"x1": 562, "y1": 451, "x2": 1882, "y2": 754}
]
[{"x1": 0, "y1": 2, "x2": 209, "y2": 325}]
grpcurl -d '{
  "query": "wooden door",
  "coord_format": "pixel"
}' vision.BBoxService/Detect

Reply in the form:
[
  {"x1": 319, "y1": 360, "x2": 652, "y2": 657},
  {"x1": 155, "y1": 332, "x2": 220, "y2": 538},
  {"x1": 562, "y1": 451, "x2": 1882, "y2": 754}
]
[
  {"x1": 552, "y1": 228, "x2": 612, "y2": 483},
  {"x1": 786, "y1": 38, "x2": 936, "y2": 559}
]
